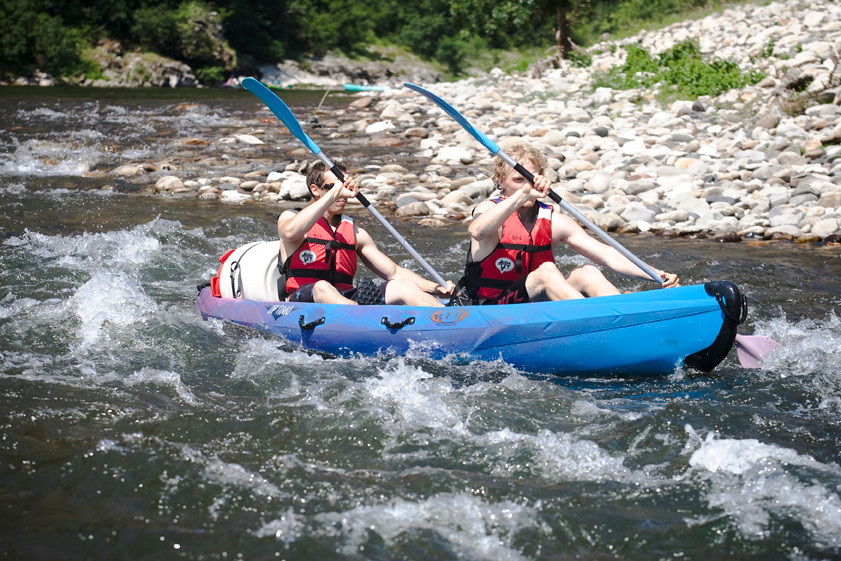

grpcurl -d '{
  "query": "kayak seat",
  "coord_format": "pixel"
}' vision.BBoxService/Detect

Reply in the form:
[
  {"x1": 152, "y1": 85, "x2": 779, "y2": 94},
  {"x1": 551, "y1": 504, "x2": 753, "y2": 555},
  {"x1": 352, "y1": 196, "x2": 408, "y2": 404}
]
[{"x1": 218, "y1": 241, "x2": 283, "y2": 301}]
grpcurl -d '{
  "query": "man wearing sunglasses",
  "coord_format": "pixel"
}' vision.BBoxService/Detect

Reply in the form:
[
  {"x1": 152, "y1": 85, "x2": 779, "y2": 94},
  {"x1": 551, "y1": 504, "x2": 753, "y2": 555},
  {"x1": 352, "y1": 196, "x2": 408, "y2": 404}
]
[{"x1": 277, "y1": 161, "x2": 453, "y2": 306}]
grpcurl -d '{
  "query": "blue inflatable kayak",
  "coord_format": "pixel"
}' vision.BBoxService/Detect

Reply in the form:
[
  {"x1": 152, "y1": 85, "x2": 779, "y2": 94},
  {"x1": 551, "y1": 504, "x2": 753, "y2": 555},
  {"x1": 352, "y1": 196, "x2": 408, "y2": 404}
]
[{"x1": 195, "y1": 280, "x2": 744, "y2": 376}]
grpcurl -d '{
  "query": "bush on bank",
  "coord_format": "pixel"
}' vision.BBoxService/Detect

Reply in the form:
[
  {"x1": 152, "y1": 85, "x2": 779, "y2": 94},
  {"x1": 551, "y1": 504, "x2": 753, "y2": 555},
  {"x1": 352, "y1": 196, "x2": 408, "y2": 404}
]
[{"x1": 593, "y1": 40, "x2": 766, "y2": 101}]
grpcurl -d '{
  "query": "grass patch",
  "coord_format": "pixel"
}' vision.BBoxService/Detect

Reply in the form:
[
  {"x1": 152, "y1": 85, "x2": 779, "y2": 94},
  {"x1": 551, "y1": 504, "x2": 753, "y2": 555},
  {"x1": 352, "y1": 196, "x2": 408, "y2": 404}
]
[{"x1": 593, "y1": 39, "x2": 765, "y2": 100}]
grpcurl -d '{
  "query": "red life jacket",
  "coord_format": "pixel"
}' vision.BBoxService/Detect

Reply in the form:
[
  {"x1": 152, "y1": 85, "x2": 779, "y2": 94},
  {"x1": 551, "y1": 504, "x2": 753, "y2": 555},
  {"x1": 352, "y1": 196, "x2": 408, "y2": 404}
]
[
  {"x1": 281, "y1": 215, "x2": 357, "y2": 296},
  {"x1": 466, "y1": 200, "x2": 554, "y2": 300}
]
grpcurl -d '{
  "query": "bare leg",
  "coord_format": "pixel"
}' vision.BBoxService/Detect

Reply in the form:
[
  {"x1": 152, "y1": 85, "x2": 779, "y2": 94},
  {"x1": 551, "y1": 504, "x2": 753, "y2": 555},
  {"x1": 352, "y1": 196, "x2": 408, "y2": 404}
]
[
  {"x1": 311, "y1": 280, "x2": 358, "y2": 305},
  {"x1": 383, "y1": 279, "x2": 444, "y2": 307},
  {"x1": 566, "y1": 264, "x2": 620, "y2": 298},
  {"x1": 525, "y1": 261, "x2": 585, "y2": 301}
]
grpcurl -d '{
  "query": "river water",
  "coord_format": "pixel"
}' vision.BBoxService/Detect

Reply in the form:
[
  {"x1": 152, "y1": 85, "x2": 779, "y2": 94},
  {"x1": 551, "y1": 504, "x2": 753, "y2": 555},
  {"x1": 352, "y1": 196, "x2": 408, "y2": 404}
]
[{"x1": 2, "y1": 86, "x2": 841, "y2": 560}]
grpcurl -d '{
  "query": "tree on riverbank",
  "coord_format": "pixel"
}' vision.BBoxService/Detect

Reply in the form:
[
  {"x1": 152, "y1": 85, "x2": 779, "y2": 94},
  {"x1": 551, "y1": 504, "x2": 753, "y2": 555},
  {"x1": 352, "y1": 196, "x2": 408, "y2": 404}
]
[{"x1": 0, "y1": 0, "x2": 737, "y2": 83}]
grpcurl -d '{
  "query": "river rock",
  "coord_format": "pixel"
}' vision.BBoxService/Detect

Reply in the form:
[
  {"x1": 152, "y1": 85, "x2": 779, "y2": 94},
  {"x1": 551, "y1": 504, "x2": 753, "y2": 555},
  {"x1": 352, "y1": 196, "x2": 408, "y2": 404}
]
[
  {"x1": 812, "y1": 217, "x2": 840, "y2": 237},
  {"x1": 458, "y1": 179, "x2": 495, "y2": 200},
  {"x1": 819, "y1": 192, "x2": 841, "y2": 208},
  {"x1": 395, "y1": 201, "x2": 431, "y2": 217},
  {"x1": 440, "y1": 190, "x2": 475, "y2": 208},
  {"x1": 219, "y1": 190, "x2": 252, "y2": 204},
  {"x1": 112, "y1": 164, "x2": 145, "y2": 177},
  {"x1": 235, "y1": 134, "x2": 264, "y2": 145},
  {"x1": 155, "y1": 176, "x2": 184, "y2": 192},
  {"x1": 365, "y1": 121, "x2": 395, "y2": 134},
  {"x1": 279, "y1": 175, "x2": 310, "y2": 200},
  {"x1": 620, "y1": 203, "x2": 657, "y2": 224},
  {"x1": 433, "y1": 146, "x2": 474, "y2": 165}
]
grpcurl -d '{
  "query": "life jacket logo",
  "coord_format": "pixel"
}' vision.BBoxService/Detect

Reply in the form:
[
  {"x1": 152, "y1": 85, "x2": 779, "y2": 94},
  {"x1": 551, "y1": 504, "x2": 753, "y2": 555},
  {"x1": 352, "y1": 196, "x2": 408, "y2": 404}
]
[
  {"x1": 495, "y1": 257, "x2": 515, "y2": 274},
  {"x1": 299, "y1": 250, "x2": 317, "y2": 265}
]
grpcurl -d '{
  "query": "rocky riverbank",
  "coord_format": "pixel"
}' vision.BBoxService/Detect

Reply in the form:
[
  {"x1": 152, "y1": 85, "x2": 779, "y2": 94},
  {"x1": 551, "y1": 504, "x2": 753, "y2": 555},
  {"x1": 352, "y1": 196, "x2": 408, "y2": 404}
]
[{"x1": 147, "y1": 0, "x2": 840, "y2": 242}]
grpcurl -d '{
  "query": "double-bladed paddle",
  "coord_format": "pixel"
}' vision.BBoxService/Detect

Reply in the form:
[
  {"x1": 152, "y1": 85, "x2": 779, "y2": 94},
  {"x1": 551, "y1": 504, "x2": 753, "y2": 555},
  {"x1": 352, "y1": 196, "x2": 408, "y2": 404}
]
[
  {"x1": 241, "y1": 77, "x2": 448, "y2": 289},
  {"x1": 404, "y1": 82, "x2": 781, "y2": 368}
]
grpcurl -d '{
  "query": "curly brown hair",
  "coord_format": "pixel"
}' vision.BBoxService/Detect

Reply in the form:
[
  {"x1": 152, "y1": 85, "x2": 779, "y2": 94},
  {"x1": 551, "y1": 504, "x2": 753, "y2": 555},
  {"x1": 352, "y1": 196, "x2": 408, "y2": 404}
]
[{"x1": 491, "y1": 139, "x2": 547, "y2": 187}]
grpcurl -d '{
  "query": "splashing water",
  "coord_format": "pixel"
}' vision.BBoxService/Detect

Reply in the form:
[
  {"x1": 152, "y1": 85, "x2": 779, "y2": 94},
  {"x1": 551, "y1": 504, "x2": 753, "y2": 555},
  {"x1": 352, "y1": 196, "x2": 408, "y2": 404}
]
[{"x1": 1, "y1": 87, "x2": 840, "y2": 561}]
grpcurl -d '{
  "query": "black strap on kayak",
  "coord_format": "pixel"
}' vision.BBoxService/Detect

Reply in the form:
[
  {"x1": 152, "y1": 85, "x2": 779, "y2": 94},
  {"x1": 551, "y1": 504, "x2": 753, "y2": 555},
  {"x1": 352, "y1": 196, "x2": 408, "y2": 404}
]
[
  {"x1": 228, "y1": 243, "x2": 261, "y2": 298},
  {"x1": 381, "y1": 316, "x2": 415, "y2": 330},
  {"x1": 716, "y1": 292, "x2": 748, "y2": 324},
  {"x1": 298, "y1": 315, "x2": 326, "y2": 330}
]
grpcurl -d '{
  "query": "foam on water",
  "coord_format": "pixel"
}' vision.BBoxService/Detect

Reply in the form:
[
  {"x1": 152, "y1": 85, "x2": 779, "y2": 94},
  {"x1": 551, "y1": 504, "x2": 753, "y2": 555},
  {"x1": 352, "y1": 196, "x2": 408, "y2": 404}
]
[
  {"x1": 364, "y1": 359, "x2": 467, "y2": 434},
  {"x1": 123, "y1": 367, "x2": 198, "y2": 405},
  {"x1": 18, "y1": 106, "x2": 69, "y2": 121},
  {"x1": 355, "y1": 361, "x2": 645, "y2": 486},
  {"x1": 226, "y1": 337, "x2": 335, "y2": 398},
  {"x1": 0, "y1": 219, "x2": 198, "y2": 392},
  {"x1": 687, "y1": 428, "x2": 841, "y2": 546},
  {"x1": 0, "y1": 101, "x2": 192, "y2": 178},
  {"x1": 750, "y1": 313, "x2": 841, "y2": 424},
  {"x1": 757, "y1": 312, "x2": 841, "y2": 373},
  {"x1": 0, "y1": 182, "x2": 28, "y2": 196},
  {"x1": 258, "y1": 492, "x2": 542, "y2": 560},
  {"x1": 0, "y1": 136, "x2": 105, "y2": 176},
  {"x1": 101, "y1": 433, "x2": 285, "y2": 523},
  {"x1": 178, "y1": 442, "x2": 282, "y2": 500},
  {"x1": 6, "y1": 219, "x2": 167, "y2": 270},
  {"x1": 256, "y1": 507, "x2": 305, "y2": 543},
  {"x1": 71, "y1": 270, "x2": 157, "y2": 348},
  {"x1": 479, "y1": 427, "x2": 631, "y2": 482}
]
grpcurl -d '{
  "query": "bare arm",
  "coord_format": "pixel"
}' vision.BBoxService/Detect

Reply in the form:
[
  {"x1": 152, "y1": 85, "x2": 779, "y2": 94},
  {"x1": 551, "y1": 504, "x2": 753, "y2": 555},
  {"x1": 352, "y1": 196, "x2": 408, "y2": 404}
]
[
  {"x1": 468, "y1": 172, "x2": 553, "y2": 261},
  {"x1": 356, "y1": 227, "x2": 453, "y2": 296},
  {"x1": 555, "y1": 215, "x2": 680, "y2": 287},
  {"x1": 277, "y1": 177, "x2": 359, "y2": 244}
]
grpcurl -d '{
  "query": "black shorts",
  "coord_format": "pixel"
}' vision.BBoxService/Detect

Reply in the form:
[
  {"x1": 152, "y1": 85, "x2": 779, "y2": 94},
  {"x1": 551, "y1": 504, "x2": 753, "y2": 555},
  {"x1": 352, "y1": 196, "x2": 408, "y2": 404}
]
[
  {"x1": 286, "y1": 281, "x2": 385, "y2": 304},
  {"x1": 481, "y1": 277, "x2": 531, "y2": 305}
]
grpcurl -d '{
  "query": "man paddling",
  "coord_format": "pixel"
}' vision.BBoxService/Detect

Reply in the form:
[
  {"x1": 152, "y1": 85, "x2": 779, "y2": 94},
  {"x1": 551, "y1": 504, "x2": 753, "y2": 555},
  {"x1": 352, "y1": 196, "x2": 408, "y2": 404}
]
[
  {"x1": 459, "y1": 139, "x2": 679, "y2": 305},
  {"x1": 278, "y1": 161, "x2": 453, "y2": 306}
]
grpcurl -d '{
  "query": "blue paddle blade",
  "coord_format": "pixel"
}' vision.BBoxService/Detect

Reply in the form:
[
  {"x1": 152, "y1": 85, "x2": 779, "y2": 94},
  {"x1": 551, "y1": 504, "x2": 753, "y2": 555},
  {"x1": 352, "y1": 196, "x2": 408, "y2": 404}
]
[
  {"x1": 403, "y1": 83, "x2": 501, "y2": 155},
  {"x1": 241, "y1": 77, "x2": 322, "y2": 155}
]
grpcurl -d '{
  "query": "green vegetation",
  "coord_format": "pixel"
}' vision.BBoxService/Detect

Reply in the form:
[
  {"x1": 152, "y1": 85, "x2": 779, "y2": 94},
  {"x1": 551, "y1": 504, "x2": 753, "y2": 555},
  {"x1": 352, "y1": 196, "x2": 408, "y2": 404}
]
[
  {"x1": 0, "y1": 0, "x2": 764, "y2": 85},
  {"x1": 0, "y1": 1, "x2": 97, "y2": 79},
  {"x1": 593, "y1": 40, "x2": 765, "y2": 100}
]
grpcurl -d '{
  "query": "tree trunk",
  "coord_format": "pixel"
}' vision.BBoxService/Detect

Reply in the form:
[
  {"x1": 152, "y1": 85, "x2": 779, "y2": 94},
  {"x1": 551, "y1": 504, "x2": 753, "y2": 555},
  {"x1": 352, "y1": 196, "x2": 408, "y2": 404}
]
[{"x1": 555, "y1": 0, "x2": 572, "y2": 60}]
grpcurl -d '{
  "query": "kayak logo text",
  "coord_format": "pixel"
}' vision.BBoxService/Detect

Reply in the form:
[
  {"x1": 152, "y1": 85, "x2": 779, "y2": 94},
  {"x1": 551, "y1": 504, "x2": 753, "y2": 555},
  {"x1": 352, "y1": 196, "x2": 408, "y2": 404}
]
[
  {"x1": 495, "y1": 258, "x2": 514, "y2": 274},
  {"x1": 430, "y1": 309, "x2": 469, "y2": 324},
  {"x1": 267, "y1": 304, "x2": 295, "y2": 319}
]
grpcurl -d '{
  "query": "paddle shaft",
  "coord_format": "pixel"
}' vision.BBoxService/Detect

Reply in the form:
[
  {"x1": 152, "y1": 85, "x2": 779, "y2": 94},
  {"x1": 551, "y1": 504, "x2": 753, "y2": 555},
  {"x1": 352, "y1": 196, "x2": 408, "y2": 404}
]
[
  {"x1": 499, "y1": 153, "x2": 665, "y2": 286},
  {"x1": 242, "y1": 77, "x2": 448, "y2": 289}
]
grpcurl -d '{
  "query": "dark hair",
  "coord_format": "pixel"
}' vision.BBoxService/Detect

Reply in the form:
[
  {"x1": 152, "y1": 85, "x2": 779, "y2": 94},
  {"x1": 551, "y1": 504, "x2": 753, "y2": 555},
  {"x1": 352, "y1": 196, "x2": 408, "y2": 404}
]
[{"x1": 305, "y1": 161, "x2": 349, "y2": 199}]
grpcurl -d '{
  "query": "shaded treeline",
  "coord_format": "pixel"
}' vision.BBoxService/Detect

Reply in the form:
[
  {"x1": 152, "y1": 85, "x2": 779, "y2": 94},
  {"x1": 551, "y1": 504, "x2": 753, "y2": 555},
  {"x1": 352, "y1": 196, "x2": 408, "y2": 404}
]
[{"x1": 1, "y1": 0, "x2": 721, "y2": 82}]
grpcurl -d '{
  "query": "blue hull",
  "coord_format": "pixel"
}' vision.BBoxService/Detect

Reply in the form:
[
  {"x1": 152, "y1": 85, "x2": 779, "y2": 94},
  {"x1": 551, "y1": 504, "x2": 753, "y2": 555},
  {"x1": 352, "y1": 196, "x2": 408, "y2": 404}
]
[{"x1": 195, "y1": 282, "x2": 743, "y2": 376}]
